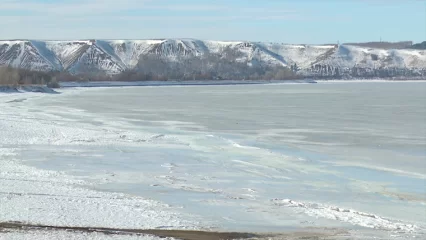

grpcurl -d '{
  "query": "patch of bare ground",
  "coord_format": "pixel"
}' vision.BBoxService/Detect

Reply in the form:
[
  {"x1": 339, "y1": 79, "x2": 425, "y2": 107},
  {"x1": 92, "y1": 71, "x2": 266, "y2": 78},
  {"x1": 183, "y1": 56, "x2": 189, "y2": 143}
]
[{"x1": 0, "y1": 222, "x2": 349, "y2": 240}]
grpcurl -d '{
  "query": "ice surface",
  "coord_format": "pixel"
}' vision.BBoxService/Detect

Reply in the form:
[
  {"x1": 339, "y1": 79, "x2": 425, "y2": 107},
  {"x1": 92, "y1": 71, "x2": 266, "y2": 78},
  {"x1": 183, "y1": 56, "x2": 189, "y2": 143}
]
[
  {"x1": 0, "y1": 150, "x2": 201, "y2": 230},
  {"x1": 1, "y1": 82, "x2": 426, "y2": 239},
  {"x1": 0, "y1": 92, "x2": 203, "y2": 234}
]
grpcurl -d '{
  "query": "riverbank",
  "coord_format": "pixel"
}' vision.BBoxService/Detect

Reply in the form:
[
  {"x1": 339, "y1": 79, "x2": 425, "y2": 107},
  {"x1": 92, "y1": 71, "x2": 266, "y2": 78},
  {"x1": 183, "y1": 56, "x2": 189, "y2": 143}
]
[
  {"x1": 0, "y1": 85, "x2": 58, "y2": 94},
  {"x1": 0, "y1": 222, "x2": 350, "y2": 240},
  {"x1": 58, "y1": 79, "x2": 317, "y2": 88}
]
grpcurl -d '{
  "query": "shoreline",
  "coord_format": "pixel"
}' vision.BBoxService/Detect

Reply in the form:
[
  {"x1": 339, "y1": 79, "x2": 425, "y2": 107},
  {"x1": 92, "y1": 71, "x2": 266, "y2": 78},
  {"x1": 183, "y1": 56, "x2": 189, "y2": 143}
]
[
  {"x1": 0, "y1": 85, "x2": 58, "y2": 93},
  {"x1": 2, "y1": 79, "x2": 426, "y2": 94},
  {"x1": 58, "y1": 79, "x2": 426, "y2": 88},
  {"x1": 58, "y1": 79, "x2": 317, "y2": 88},
  {"x1": 0, "y1": 222, "x2": 347, "y2": 240}
]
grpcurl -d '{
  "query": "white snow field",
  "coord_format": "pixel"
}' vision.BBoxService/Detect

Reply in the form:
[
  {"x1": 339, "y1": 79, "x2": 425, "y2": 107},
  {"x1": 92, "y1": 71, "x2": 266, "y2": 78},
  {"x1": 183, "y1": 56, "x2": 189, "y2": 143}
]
[
  {"x1": 0, "y1": 229, "x2": 176, "y2": 240},
  {"x1": 1, "y1": 82, "x2": 426, "y2": 239}
]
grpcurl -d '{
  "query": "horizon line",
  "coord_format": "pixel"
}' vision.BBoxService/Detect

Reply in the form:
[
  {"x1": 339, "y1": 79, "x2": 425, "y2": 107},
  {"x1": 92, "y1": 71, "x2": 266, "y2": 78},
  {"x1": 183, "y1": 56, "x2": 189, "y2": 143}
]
[{"x1": 0, "y1": 38, "x2": 420, "y2": 45}]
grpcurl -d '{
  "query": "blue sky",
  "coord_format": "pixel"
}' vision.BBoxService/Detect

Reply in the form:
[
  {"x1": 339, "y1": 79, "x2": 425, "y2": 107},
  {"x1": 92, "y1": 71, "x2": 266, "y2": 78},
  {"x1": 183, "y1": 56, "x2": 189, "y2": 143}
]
[{"x1": 0, "y1": 0, "x2": 425, "y2": 43}]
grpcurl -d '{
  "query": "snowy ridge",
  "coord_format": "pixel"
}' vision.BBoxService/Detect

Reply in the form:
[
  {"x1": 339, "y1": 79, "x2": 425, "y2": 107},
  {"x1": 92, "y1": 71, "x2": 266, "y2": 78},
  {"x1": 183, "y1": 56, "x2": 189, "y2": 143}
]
[
  {"x1": 315, "y1": 45, "x2": 426, "y2": 69},
  {"x1": 0, "y1": 40, "x2": 57, "y2": 72},
  {"x1": 0, "y1": 39, "x2": 425, "y2": 75}
]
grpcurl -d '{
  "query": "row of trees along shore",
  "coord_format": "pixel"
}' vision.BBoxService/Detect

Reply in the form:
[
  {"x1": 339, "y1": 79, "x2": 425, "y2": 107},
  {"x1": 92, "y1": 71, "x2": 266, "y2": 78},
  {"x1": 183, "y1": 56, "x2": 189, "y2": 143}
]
[
  {"x1": 0, "y1": 48, "x2": 300, "y2": 86},
  {"x1": 0, "y1": 62, "x2": 299, "y2": 85},
  {"x1": 0, "y1": 66, "x2": 59, "y2": 87},
  {"x1": 70, "y1": 49, "x2": 300, "y2": 82}
]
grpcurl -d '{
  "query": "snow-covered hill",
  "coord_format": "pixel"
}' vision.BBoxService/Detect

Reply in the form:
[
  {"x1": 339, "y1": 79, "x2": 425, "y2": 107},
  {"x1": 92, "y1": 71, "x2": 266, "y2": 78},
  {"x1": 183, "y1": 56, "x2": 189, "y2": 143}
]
[{"x1": 0, "y1": 39, "x2": 425, "y2": 77}]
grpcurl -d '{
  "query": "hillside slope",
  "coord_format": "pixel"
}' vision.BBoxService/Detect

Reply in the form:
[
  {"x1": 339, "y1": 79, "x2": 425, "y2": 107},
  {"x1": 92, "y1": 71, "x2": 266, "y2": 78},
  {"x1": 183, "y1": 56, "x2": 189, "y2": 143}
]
[{"x1": 0, "y1": 39, "x2": 425, "y2": 78}]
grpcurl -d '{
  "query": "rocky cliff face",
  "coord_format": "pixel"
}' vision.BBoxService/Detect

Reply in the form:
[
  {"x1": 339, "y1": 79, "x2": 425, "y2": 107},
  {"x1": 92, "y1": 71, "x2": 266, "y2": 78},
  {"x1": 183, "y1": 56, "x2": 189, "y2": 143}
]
[{"x1": 1, "y1": 39, "x2": 425, "y2": 79}]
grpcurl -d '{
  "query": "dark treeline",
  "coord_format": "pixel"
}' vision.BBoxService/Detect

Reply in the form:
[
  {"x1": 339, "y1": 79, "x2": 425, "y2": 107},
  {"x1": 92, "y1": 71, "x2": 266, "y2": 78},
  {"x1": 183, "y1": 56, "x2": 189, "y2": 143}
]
[
  {"x1": 344, "y1": 41, "x2": 413, "y2": 49},
  {"x1": 410, "y1": 41, "x2": 426, "y2": 50},
  {"x1": 0, "y1": 47, "x2": 298, "y2": 84},
  {"x1": 80, "y1": 47, "x2": 299, "y2": 81},
  {"x1": 0, "y1": 66, "x2": 59, "y2": 87},
  {"x1": 305, "y1": 64, "x2": 426, "y2": 79}
]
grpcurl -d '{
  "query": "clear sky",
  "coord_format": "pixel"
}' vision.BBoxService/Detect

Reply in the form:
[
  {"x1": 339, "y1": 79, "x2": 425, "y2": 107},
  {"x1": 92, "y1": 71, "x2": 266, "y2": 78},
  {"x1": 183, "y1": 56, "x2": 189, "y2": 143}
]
[{"x1": 0, "y1": 0, "x2": 425, "y2": 44}]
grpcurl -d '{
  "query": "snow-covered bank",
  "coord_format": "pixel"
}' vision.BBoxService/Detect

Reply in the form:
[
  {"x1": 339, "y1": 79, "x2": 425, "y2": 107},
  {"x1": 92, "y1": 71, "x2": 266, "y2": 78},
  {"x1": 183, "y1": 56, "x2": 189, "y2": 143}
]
[
  {"x1": 0, "y1": 149, "x2": 201, "y2": 230},
  {"x1": 0, "y1": 86, "x2": 58, "y2": 94},
  {"x1": 0, "y1": 229, "x2": 172, "y2": 240}
]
